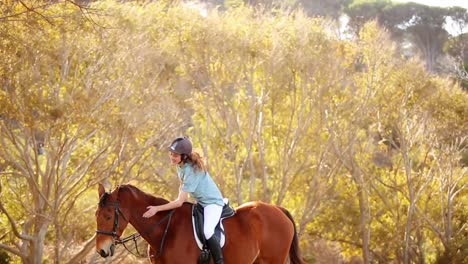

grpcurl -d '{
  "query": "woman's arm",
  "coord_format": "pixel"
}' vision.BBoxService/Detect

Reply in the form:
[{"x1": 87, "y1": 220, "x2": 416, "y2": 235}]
[{"x1": 142, "y1": 190, "x2": 188, "y2": 218}]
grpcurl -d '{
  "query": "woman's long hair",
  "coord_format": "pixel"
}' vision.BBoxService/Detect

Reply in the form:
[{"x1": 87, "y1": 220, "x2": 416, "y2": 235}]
[{"x1": 184, "y1": 150, "x2": 205, "y2": 172}]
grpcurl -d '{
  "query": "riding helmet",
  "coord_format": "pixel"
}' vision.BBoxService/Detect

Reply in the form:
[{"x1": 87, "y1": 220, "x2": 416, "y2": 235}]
[{"x1": 168, "y1": 137, "x2": 192, "y2": 155}]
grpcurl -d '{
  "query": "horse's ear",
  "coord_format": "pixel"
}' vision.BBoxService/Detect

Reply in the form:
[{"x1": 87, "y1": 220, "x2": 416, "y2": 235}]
[{"x1": 98, "y1": 183, "x2": 106, "y2": 198}]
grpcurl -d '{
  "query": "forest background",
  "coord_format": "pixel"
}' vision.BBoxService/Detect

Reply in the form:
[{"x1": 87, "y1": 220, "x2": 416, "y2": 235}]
[{"x1": 0, "y1": 0, "x2": 467, "y2": 263}]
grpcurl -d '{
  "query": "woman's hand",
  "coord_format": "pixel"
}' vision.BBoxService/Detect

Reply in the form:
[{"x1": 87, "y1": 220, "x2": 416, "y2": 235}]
[
  {"x1": 142, "y1": 191, "x2": 188, "y2": 218},
  {"x1": 142, "y1": 206, "x2": 159, "y2": 218}
]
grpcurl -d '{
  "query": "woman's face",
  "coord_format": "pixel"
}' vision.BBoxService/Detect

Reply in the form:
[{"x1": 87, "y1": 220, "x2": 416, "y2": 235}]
[{"x1": 169, "y1": 152, "x2": 182, "y2": 165}]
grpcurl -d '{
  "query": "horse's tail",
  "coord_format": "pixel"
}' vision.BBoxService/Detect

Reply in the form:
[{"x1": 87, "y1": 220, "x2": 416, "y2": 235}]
[{"x1": 279, "y1": 207, "x2": 305, "y2": 264}]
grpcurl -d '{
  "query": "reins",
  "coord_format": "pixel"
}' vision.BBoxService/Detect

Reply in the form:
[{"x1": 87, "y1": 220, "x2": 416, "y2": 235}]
[
  {"x1": 116, "y1": 209, "x2": 175, "y2": 259},
  {"x1": 116, "y1": 233, "x2": 142, "y2": 257}
]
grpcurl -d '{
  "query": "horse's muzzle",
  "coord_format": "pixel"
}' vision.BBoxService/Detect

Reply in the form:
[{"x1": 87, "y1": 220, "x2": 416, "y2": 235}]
[
  {"x1": 98, "y1": 244, "x2": 115, "y2": 258},
  {"x1": 98, "y1": 249, "x2": 108, "y2": 258}
]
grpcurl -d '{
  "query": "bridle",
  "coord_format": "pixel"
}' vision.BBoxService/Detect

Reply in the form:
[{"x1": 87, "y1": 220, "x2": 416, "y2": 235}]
[
  {"x1": 95, "y1": 198, "x2": 175, "y2": 259},
  {"x1": 96, "y1": 201, "x2": 128, "y2": 239}
]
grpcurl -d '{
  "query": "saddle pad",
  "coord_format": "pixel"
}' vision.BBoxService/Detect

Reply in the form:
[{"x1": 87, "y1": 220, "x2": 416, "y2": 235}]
[
  {"x1": 191, "y1": 208, "x2": 227, "y2": 250},
  {"x1": 191, "y1": 200, "x2": 235, "y2": 250}
]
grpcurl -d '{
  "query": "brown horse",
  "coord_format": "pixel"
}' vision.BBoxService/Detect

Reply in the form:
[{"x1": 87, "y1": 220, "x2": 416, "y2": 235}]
[{"x1": 95, "y1": 184, "x2": 305, "y2": 264}]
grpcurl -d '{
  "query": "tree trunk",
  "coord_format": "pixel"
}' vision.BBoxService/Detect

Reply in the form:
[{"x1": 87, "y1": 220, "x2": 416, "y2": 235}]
[
  {"x1": 29, "y1": 218, "x2": 49, "y2": 264},
  {"x1": 403, "y1": 149, "x2": 414, "y2": 264},
  {"x1": 353, "y1": 171, "x2": 371, "y2": 264},
  {"x1": 235, "y1": 162, "x2": 243, "y2": 205},
  {"x1": 248, "y1": 153, "x2": 256, "y2": 201}
]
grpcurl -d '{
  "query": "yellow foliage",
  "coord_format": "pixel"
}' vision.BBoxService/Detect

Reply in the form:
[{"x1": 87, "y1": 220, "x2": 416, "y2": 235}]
[{"x1": 0, "y1": 1, "x2": 466, "y2": 263}]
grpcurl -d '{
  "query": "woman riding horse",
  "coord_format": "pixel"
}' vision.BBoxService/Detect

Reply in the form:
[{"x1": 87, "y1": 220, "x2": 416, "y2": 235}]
[{"x1": 95, "y1": 184, "x2": 305, "y2": 263}]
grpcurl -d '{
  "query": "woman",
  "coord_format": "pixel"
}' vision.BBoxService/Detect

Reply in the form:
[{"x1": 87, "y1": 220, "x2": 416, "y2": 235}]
[{"x1": 143, "y1": 136, "x2": 225, "y2": 264}]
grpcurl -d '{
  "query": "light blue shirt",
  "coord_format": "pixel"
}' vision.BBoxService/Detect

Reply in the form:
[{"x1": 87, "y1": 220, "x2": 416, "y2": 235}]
[{"x1": 177, "y1": 163, "x2": 224, "y2": 207}]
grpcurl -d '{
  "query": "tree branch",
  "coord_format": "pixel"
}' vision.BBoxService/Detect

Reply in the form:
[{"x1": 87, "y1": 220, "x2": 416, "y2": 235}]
[
  {"x1": 66, "y1": 234, "x2": 96, "y2": 264},
  {"x1": 0, "y1": 2, "x2": 52, "y2": 21},
  {"x1": 0, "y1": 201, "x2": 33, "y2": 241},
  {"x1": 18, "y1": 0, "x2": 54, "y2": 25},
  {"x1": 414, "y1": 206, "x2": 447, "y2": 247},
  {"x1": 0, "y1": 243, "x2": 24, "y2": 258},
  {"x1": 0, "y1": 182, "x2": 33, "y2": 242}
]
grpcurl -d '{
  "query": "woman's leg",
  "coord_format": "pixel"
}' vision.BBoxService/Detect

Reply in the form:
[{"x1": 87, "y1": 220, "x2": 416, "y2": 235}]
[
  {"x1": 203, "y1": 204, "x2": 223, "y2": 239},
  {"x1": 203, "y1": 204, "x2": 224, "y2": 264}
]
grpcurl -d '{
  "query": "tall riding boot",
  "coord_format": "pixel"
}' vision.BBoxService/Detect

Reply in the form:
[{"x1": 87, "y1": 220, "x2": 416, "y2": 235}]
[{"x1": 206, "y1": 236, "x2": 224, "y2": 264}]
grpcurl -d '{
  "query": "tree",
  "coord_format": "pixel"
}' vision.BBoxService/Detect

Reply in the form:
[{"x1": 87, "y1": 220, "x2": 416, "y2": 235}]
[
  {"x1": 442, "y1": 7, "x2": 468, "y2": 89},
  {"x1": 295, "y1": 0, "x2": 351, "y2": 19},
  {"x1": 344, "y1": 0, "x2": 391, "y2": 35},
  {"x1": 0, "y1": 1, "x2": 183, "y2": 262},
  {"x1": 179, "y1": 7, "x2": 343, "y2": 224},
  {"x1": 346, "y1": 1, "x2": 468, "y2": 73},
  {"x1": 394, "y1": 4, "x2": 449, "y2": 72}
]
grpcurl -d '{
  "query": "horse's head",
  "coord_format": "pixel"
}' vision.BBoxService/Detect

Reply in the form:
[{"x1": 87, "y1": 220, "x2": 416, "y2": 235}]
[{"x1": 95, "y1": 184, "x2": 130, "y2": 258}]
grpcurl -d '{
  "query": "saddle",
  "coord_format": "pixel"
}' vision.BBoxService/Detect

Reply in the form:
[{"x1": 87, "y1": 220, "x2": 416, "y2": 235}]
[{"x1": 191, "y1": 200, "x2": 235, "y2": 263}]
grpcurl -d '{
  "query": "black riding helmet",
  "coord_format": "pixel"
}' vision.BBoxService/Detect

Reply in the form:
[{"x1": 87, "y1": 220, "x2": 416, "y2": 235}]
[{"x1": 168, "y1": 137, "x2": 192, "y2": 155}]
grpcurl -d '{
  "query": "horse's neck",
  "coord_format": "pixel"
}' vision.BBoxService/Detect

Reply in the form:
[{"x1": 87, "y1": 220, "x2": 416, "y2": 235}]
[
  {"x1": 125, "y1": 198, "x2": 165, "y2": 221},
  {"x1": 123, "y1": 194, "x2": 172, "y2": 241}
]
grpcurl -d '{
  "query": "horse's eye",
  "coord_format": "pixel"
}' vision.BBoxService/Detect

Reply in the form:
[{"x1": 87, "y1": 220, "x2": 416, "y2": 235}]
[{"x1": 105, "y1": 215, "x2": 112, "y2": 221}]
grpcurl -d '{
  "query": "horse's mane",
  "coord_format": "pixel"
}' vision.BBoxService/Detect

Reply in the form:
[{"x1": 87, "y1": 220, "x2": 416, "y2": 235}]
[{"x1": 117, "y1": 184, "x2": 170, "y2": 205}]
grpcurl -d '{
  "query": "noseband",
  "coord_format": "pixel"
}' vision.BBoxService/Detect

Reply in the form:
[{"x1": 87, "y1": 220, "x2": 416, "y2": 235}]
[{"x1": 96, "y1": 201, "x2": 128, "y2": 239}]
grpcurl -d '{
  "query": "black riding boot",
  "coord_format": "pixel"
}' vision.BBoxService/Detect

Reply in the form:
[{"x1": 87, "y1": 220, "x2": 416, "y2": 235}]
[{"x1": 206, "y1": 236, "x2": 224, "y2": 264}]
